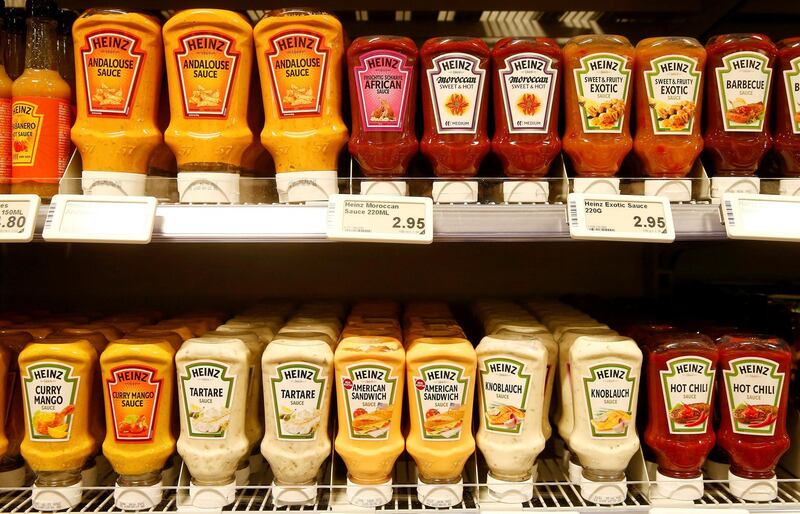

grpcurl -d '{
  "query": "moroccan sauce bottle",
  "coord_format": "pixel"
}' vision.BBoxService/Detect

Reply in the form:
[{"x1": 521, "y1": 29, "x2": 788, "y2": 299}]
[{"x1": 775, "y1": 38, "x2": 800, "y2": 175}]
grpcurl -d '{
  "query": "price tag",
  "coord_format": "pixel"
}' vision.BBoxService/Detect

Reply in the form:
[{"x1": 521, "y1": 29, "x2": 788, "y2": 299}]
[
  {"x1": 42, "y1": 194, "x2": 157, "y2": 244},
  {"x1": 0, "y1": 194, "x2": 40, "y2": 242},
  {"x1": 651, "y1": 510, "x2": 748, "y2": 514},
  {"x1": 326, "y1": 194, "x2": 433, "y2": 244},
  {"x1": 568, "y1": 193, "x2": 675, "y2": 243},
  {"x1": 723, "y1": 193, "x2": 800, "y2": 241}
]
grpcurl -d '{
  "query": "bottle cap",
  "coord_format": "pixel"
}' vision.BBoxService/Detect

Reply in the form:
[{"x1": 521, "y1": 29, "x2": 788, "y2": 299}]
[
  {"x1": 114, "y1": 480, "x2": 163, "y2": 511},
  {"x1": 568, "y1": 460, "x2": 583, "y2": 484},
  {"x1": 0, "y1": 465, "x2": 26, "y2": 487},
  {"x1": 271, "y1": 481, "x2": 317, "y2": 506},
  {"x1": 32, "y1": 480, "x2": 83, "y2": 511},
  {"x1": 346, "y1": 476, "x2": 392, "y2": 507},
  {"x1": 579, "y1": 474, "x2": 627, "y2": 505},
  {"x1": 416, "y1": 478, "x2": 463, "y2": 508},
  {"x1": 654, "y1": 470, "x2": 703, "y2": 501},
  {"x1": 189, "y1": 479, "x2": 236, "y2": 509},
  {"x1": 486, "y1": 473, "x2": 533, "y2": 503},
  {"x1": 728, "y1": 470, "x2": 777, "y2": 502},
  {"x1": 235, "y1": 464, "x2": 250, "y2": 487}
]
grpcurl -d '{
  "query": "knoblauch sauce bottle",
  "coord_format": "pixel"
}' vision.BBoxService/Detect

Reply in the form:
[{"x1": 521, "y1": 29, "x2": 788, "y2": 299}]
[{"x1": 0, "y1": 332, "x2": 34, "y2": 487}]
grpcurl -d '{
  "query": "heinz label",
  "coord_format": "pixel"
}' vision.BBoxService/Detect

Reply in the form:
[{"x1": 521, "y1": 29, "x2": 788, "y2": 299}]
[
  {"x1": 716, "y1": 51, "x2": 772, "y2": 132},
  {"x1": 267, "y1": 31, "x2": 329, "y2": 118},
  {"x1": 573, "y1": 53, "x2": 631, "y2": 133},
  {"x1": 174, "y1": 32, "x2": 240, "y2": 118},
  {"x1": 11, "y1": 98, "x2": 71, "y2": 180},
  {"x1": 270, "y1": 362, "x2": 326, "y2": 441},
  {"x1": 479, "y1": 357, "x2": 530, "y2": 435},
  {"x1": 106, "y1": 366, "x2": 162, "y2": 442},
  {"x1": 341, "y1": 363, "x2": 397, "y2": 440},
  {"x1": 80, "y1": 31, "x2": 145, "y2": 117},
  {"x1": 644, "y1": 55, "x2": 702, "y2": 135},
  {"x1": 354, "y1": 50, "x2": 412, "y2": 132},
  {"x1": 724, "y1": 357, "x2": 784, "y2": 436},
  {"x1": 414, "y1": 364, "x2": 469, "y2": 440},
  {"x1": 179, "y1": 361, "x2": 235, "y2": 439},
  {"x1": 426, "y1": 52, "x2": 487, "y2": 134},
  {"x1": 659, "y1": 357, "x2": 714, "y2": 434},
  {"x1": 783, "y1": 56, "x2": 800, "y2": 135},
  {"x1": 582, "y1": 363, "x2": 636, "y2": 438},
  {"x1": 498, "y1": 53, "x2": 558, "y2": 134},
  {"x1": 22, "y1": 363, "x2": 79, "y2": 442}
]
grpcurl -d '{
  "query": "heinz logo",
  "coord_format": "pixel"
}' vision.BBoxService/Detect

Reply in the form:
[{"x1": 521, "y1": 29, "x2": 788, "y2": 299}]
[
  {"x1": 488, "y1": 362, "x2": 520, "y2": 374},
  {"x1": 276, "y1": 35, "x2": 315, "y2": 51},
  {"x1": 353, "y1": 368, "x2": 385, "y2": 381},
  {"x1": 440, "y1": 58, "x2": 471, "y2": 72},
  {"x1": 113, "y1": 369, "x2": 151, "y2": 382},
  {"x1": 185, "y1": 37, "x2": 225, "y2": 52},
  {"x1": 674, "y1": 362, "x2": 704, "y2": 374},
  {"x1": 282, "y1": 368, "x2": 313, "y2": 380},
  {"x1": 589, "y1": 59, "x2": 619, "y2": 71},
  {"x1": 659, "y1": 60, "x2": 689, "y2": 74},
  {"x1": 738, "y1": 363, "x2": 770, "y2": 375},
  {"x1": 427, "y1": 369, "x2": 456, "y2": 381},
  {"x1": 190, "y1": 366, "x2": 221, "y2": 379},
  {"x1": 13, "y1": 104, "x2": 33, "y2": 115},
  {"x1": 366, "y1": 56, "x2": 399, "y2": 70},
  {"x1": 596, "y1": 367, "x2": 626, "y2": 380},
  {"x1": 732, "y1": 58, "x2": 761, "y2": 71},
  {"x1": 90, "y1": 34, "x2": 131, "y2": 51},
  {"x1": 512, "y1": 58, "x2": 545, "y2": 72},
  {"x1": 31, "y1": 368, "x2": 64, "y2": 380}
]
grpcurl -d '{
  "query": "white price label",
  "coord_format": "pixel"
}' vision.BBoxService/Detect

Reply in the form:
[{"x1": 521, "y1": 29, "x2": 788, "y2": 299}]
[
  {"x1": 651, "y1": 510, "x2": 748, "y2": 514},
  {"x1": 568, "y1": 193, "x2": 675, "y2": 242},
  {"x1": 723, "y1": 193, "x2": 800, "y2": 241},
  {"x1": 42, "y1": 194, "x2": 157, "y2": 244},
  {"x1": 0, "y1": 194, "x2": 40, "y2": 242},
  {"x1": 326, "y1": 194, "x2": 433, "y2": 244}
]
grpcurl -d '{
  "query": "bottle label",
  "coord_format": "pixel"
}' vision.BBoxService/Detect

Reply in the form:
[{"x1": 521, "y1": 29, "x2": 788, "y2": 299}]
[
  {"x1": 179, "y1": 361, "x2": 236, "y2": 439},
  {"x1": 479, "y1": 357, "x2": 530, "y2": 435},
  {"x1": 782, "y1": 56, "x2": 800, "y2": 135},
  {"x1": 644, "y1": 55, "x2": 702, "y2": 135},
  {"x1": 413, "y1": 363, "x2": 470, "y2": 440},
  {"x1": 498, "y1": 52, "x2": 558, "y2": 134},
  {"x1": 21, "y1": 363, "x2": 79, "y2": 442},
  {"x1": 80, "y1": 31, "x2": 145, "y2": 117},
  {"x1": 426, "y1": 52, "x2": 487, "y2": 134},
  {"x1": 715, "y1": 51, "x2": 772, "y2": 132},
  {"x1": 173, "y1": 32, "x2": 240, "y2": 118},
  {"x1": 106, "y1": 365, "x2": 162, "y2": 442},
  {"x1": 582, "y1": 363, "x2": 636, "y2": 438},
  {"x1": 353, "y1": 50, "x2": 412, "y2": 132},
  {"x1": 266, "y1": 31, "x2": 329, "y2": 118},
  {"x1": 11, "y1": 98, "x2": 71, "y2": 180},
  {"x1": 0, "y1": 98, "x2": 10, "y2": 179},
  {"x1": 659, "y1": 356, "x2": 714, "y2": 434},
  {"x1": 723, "y1": 357, "x2": 784, "y2": 436},
  {"x1": 340, "y1": 363, "x2": 398, "y2": 440},
  {"x1": 573, "y1": 53, "x2": 631, "y2": 133},
  {"x1": 269, "y1": 362, "x2": 326, "y2": 440}
]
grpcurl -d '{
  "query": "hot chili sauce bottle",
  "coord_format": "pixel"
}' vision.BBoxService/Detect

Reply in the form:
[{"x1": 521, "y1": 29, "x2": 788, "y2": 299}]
[
  {"x1": 491, "y1": 37, "x2": 561, "y2": 177},
  {"x1": 775, "y1": 37, "x2": 800, "y2": 176}
]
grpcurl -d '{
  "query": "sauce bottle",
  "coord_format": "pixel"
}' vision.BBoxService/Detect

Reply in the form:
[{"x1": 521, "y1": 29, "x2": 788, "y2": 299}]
[
  {"x1": 19, "y1": 336, "x2": 98, "y2": 511},
  {"x1": 644, "y1": 333, "x2": 717, "y2": 500},
  {"x1": 775, "y1": 37, "x2": 800, "y2": 176},
  {"x1": 717, "y1": 334, "x2": 791, "y2": 501},
  {"x1": 491, "y1": 37, "x2": 561, "y2": 177},
  {"x1": 334, "y1": 336, "x2": 405, "y2": 507},
  {"x1": 11, "y1": 0, "x2": 72, "y2": 198},
  {"x1": 563, "y1": 35, "x2": 634, "y2": 177},
  {"x1": 175, "y1": 336, "x2": 249, "y2": 508},
  {"x1": 406, "y1": 335, "x2": 476, "y2": 507},
  {"x1": 704, "y1": 34, "x2": 776, "y2": 175},
  {"x1": 4, "y1": 8, "x2": 25, "y2": 80},
  {"x1": 100, "y1": 337, "x2": 175, "y2": 510},
  {"x1": 347, "y1": 36, "x2": 418, "y2": 177},
  {"x1": 420, "y1": 37, "x2": 490, "y2": 177},
  {"x1": 254, "y1": 9, "x2": 348, "y2": 202},
  {"x1": 71, "y1": 9, "x2": 163, "y2": 196},
  {"x1": 0, "y1": 332, "x2": 33, "y2": 487},
  {"x1": 476, "y1": 333, "x2": 547, "y2": 503},
  {"x1": 0, "y1": 13, "x2": 13, "y2": 194},
  {"x1": 0, "y1": 343, "x2": 9, "y2": 460},
  {"x1": 634, "y1": 37, "x2": 706, "y2": 177}
]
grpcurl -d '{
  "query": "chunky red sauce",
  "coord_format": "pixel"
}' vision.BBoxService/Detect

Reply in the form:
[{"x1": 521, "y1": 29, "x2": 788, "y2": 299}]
[{"x1": 775, "y1": 37, "x2": 800, "y2": 176}]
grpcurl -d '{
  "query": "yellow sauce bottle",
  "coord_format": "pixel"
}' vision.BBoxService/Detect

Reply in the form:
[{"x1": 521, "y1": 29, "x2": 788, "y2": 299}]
[
  {"x1": 0, "y1": 344, "x2": 10, "y2": 458},
  {"x1": 0, "y1": 332, "x2": 34, "y2": 487},
  {"x1": 72, "y1": 9, "x2": 163, "y2": 196},
  {"x1": 163, "y1": 9, "x2": 253, "y2": 204},
  {"x1": 254, "y1": 9, "x2": 348, "y2": 203},
  {"x1": 100, "y1": 338, "x2": 175, "y2": 510}
]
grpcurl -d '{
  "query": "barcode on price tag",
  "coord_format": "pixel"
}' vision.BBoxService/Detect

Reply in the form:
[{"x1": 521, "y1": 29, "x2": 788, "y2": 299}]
[
  {"x1": 42, "y1": 194, "x2": 157, "y2": 244},
  {"x1": 326, "y1": 194, "x2": 433, "y2": 243},
  {"x1": 568, "y1": 193, "x2": 675, "y2": 242},
  {"x1": 0, "y1": 194, "x2": 40, "y2": 242},
  {"x1": 723, "y1": 193, "x2": 800, "y2": 241}
]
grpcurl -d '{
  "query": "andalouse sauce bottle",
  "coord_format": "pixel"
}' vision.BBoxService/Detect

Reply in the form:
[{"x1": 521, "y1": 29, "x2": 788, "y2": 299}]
[
  {"x1": 491, "y1": 37, "x2": 561, "y2": 177},
  {"x1": 775, "y1": 37, "x2": 800, "y2": 175}
]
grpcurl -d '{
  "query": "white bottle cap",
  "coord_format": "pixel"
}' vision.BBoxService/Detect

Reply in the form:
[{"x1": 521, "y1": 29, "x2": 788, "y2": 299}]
[
  {"x1": 0, "y1": 465, "x2": 26, "y2": 487},
  {"x1": 189, "y1": 479, "x2": 237, "y2": 509},
  {"x1": 114, "y1": 480, "x2": 163, "y2": 511},
  {"x1": 271, "y1": 481, "x2": 317, "y2": 506},
  {"x1": 417, "y1": 478, "x2": 463, "y2": 508},
  {"x1": 32, "y1": 480, "x2": 83, "y2": 511},
  {"x1": 568, "y1": 460, "x2": 583, "y2": 484},
  {"x1": 580, "y1": 475, "x2": 627, "y2": 505},
  {"x1": 81, "y1": 463, "x2": 98, "y2": 487},
  {"x1": 728, "y1": 470, "x2": 778, "y2": 502},
  {"x1": 486, "y1": 473, "x2": 534, "y2": 503},
  {"x1": 346, "y1": 476, "x2": 392, "y2": 507},
  {"x1": 275, "y1": 170, "x2": 338, "y2": 203},
  {"x1": 655, "y1": 470, "x2": 703, "y2": 501},
  {"x1": 235, "y1": 464, "x2": 250, "y2": 486}
]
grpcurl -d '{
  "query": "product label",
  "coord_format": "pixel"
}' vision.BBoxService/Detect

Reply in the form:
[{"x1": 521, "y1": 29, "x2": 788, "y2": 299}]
[
  {"x1": 644, "y1": 55, "x2": 701, "y2": 135},
  {"x1": 573, "y1": 53, "x2": 631, "y2": 133},
  {"x1": 354, "y1": 50, "x2": 412, "y2": 132},
  {"x1": 269, "y1": 362, "x2": 326, "y2": 440},
  {"x1": 266, "y1": 31, "x2": 329, "y2": 118},
  {"x1": 715, "y1": 51, "x2": 772, "y2": 132},
  {"x1": 782, "y1": 56, "x2": 800, "y2": 135},
  {"x1": 21, "y1": 363, "x2": 79, "y2": 441},
  {"x1": 106, "y1": 365, "x2": 162, "y2": 442},
  {"x1": 179, "y1": 361, "x2": 236, "y2": 439},
  {"x1": 414, "y1": 364, "x2": 470, "y2": 440},
  {"x1": 582, "y1": 363, "x2": 636, "y2": 438},
  {"x1": 0, "y1": 98, "x2": 10, "y2": 179},
  {"x1": 11, "y1": 98, "x2": 71, "y2": 180},
  {"x1": 341, "y1": 363, "x2": 397, "y2": 439},
  {"x1": 174, "y1": 32, "x2": 240, "y2": 118},
  {"x1": 498, "y1": 53, "x2": 558, "y2": 134},
  {"x1": 426, "y1": 52, "x2": 487, "y2": 134},
  {"x1": 479, "y1": 357, "x2": 530, "y2": 435},
  {"x1": 80, "y1": 31, "x2": 145, "y2": 117},
  {"x1": 724, "y1": 357, "x2": 784, "y2": 436},
  {"x1": 659, "y1": 357, "x2": 714, "y2": 434}
]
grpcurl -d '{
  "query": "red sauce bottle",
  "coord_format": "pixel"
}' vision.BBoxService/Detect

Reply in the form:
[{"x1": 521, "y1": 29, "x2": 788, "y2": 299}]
[
  {"x1": 704, "y1": 34, "x2": 777, "y2": 175},
  {"x1": 775, "y1": 37, "x2": 800, "y2": 176},
  {"x1": 491, "y1": 37, "x2": 561, "y2": 177},
  {"x1": 717, "y1": 334, "x2": 791, "y2": 502},
  {"x1": 347, "y1": 36, "x2": 418, "y2": 177},
  {"x1": 420, "y1": 37, "x2": 490, "y2": 177},
  {"x1": 645, "y1": 333, "x2": 718, "y2": 501}
]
